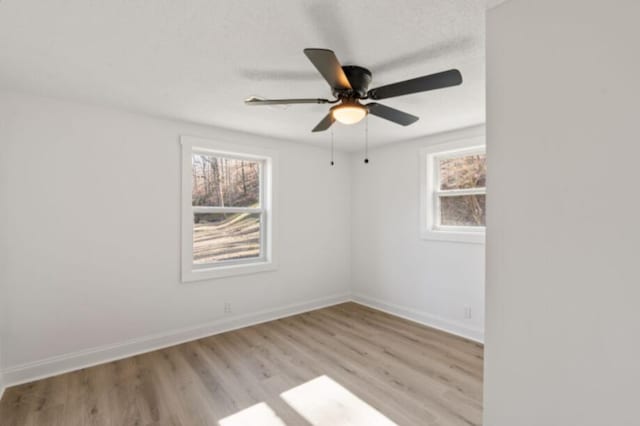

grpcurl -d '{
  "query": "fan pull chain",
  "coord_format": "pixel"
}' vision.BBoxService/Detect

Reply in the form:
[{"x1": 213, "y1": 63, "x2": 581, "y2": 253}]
[
  {"x1": 330, "y1": 128, "x2": 335, "y2": 166},
  {"x1": 364, "y1": 115, "x2": 370, "y2": 164}
]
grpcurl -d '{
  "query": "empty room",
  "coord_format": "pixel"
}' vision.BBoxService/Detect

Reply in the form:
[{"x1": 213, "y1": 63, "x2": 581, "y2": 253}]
[{"x1": 1, "y1": 1, "x2": 639, "y2": 425}]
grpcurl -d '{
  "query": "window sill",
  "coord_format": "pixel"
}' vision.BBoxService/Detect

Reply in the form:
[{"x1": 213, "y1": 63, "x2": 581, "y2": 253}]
[
  {"x1": 421, "y1": 230, "x2": 485, "y2": 244},
  {"x1": 182, "y1": 260, "x2": 277, "y2": 282}
]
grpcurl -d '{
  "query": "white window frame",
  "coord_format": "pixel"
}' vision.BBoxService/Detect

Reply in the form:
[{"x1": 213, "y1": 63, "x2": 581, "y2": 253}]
[
  {"x1": 420, "y1": 136, "x2": 486, "y2": 244},
  {"x1": 181, "y1": 135, "x2": 278, "y2": 282}
]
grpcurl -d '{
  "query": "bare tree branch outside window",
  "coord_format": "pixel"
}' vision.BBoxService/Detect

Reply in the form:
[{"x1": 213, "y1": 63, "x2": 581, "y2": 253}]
[
  {"x1": 191, "y1": 154, "x2": 262, "y2": 264},
  {"x1": 438, "y1": 154, "x2": 486, "y2": 227}
]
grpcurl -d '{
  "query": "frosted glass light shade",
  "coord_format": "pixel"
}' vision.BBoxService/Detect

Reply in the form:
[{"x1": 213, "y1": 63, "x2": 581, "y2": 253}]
[{"x1": 331, "y1": 104, "x2": 367, "y2": 125}]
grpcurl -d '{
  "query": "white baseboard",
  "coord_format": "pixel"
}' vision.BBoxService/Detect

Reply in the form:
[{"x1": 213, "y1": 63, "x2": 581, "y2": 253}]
[
  {"x1": 1, "y1": 292, "x2": 351, "y2": 388},
  {"x1": 0, "y1": 292, "x2": 484, "y2": 389},
  {"x1": 351, "y1": 293, "x2": 484, "y2": 343}
]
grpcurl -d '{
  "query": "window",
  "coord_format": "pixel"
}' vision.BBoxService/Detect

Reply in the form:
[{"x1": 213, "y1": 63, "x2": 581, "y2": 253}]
[
  {"x1": 181, "y1": 136, "x2": 277, "y2": 281},
  {"x1": 420, "y1": 136, "x2": 486, "y2": 243}
]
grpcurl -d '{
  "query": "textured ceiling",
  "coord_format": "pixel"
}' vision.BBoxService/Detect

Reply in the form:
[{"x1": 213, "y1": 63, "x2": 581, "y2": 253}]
[{"x1": 0, "y1": 0, "x2": 502, "y2": 150}]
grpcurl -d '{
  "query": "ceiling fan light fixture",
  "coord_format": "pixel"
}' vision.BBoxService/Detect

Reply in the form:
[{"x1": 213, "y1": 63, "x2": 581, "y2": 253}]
[{"x1": 331, "y1": 103, "x2": 367, "y2": 125}]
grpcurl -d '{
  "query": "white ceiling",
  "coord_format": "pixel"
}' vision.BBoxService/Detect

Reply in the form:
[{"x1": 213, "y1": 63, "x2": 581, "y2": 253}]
[{"x1": 0, "y1": 0, "x2": 503, "y2": 150}]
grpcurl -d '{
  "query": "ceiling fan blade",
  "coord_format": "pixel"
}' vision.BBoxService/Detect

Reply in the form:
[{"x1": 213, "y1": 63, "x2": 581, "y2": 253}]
[
  {"x1": 245, "y1": 96, "x2": 332, "y2": 105},
  {"x1": 312, "y1": 113, "x2": 335, "y2": 132},
  {"x1": 367, "y1": 69, "x2": 462, "y2": 100},
  {"x1": 303, "y1": 48, "x2": 352, "y2": 91},
  {"x1": 366, "y1": 103, "x2": 419, "y2": 126}
]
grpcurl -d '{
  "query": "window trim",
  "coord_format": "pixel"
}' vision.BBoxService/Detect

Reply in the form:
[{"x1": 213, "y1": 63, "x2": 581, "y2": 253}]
[
  {"x1": 420, "y1": 136, "x2": 486, "y2": 244},
  {"x1": 181, "y1": 136, "x2": 278, "y2": 282}
]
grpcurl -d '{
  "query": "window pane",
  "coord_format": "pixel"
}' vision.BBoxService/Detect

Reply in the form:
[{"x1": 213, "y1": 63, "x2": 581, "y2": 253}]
[
  {"x1": 440, "y1": 195, "x2": 486, "y2": 227},
  {"x1": 192, "y1": 154, "x2": 260, "y2": 207},
  {"x1": 193, "y1": 213, "x2": 261, "y2": 264},
  {"x1": 439, "y1": 154, "x2": 486, "y2": 190}
]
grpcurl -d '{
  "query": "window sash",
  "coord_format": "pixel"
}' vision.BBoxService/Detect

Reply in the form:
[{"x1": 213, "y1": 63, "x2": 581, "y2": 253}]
[
  {"x1": 434, "y1": 191, "x2": 486, "y2": 231},
  {"x1": 435, "y1": 150, "x2": 486, "y2": 193},
  {"x1": 190, "y1": 153, "x2": 267, "y2": 268},
  {"x1": 192, "y1": 211, "x2": 267, "y2": 269},
  {"x1": 434, "y1": 149, "x2": 486, "y2": 230},
  {"x1": 191, "y1": 151, "x2": 264, "y2": 209},
  {"x1": 419, "y1": 134, "x2": 486, "y2": 244}
]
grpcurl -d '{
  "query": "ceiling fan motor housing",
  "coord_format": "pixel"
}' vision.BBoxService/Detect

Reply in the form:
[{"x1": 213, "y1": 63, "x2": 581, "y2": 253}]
[{"x1": 339, "y1": 66, "x2": 372, "y2": 98}]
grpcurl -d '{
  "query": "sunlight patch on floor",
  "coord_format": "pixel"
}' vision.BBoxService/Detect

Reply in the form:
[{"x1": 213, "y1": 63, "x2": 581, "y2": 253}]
[
  {"x1": 280, "y1": 375, "x2": 397, "y2": 426},
  {"x1": 218, "y1": 402, "x2": 287, "y2": 426}
]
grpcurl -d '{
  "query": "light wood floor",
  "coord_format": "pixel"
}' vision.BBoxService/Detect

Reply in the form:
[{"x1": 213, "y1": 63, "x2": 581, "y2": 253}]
[{"x1": 0, "y1": 302, "x2": 483, "y2": 426}]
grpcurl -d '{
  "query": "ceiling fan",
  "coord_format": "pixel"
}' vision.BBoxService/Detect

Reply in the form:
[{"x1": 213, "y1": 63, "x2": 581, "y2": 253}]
[{"x1": 245, "y1": 48, "x2": 463, "y2": 132}]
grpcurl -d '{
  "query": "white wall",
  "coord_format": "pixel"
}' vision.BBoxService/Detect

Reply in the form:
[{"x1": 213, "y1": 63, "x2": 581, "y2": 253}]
[
  {"x1": 0, "y1": 343, "x2": 4, "y2": 400},
  {"x1": 350, "y1": 125, "x2": 485, "y2": 342},
  {"x1": 0, "y1": 307, "x2": 5, "y2": 398},
  {"x1": 485, "y1": 1, "x2": 640, "y2": 425},
  {"x1": 0, "y1": 114, "x2": 8, "y2": 397},
  {"x1": 0, "y1": 91, "x2": 352, "y2": 385}
]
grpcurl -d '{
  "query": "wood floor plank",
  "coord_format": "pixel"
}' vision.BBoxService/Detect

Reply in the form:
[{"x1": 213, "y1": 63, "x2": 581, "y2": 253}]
[
  {"x1": 274, "y1": 313, "x2": 477, "y2": 425},
  {"x1": 310, "y1": 309, "x2": 483, "y2": 408},
  {"x1": 313, "y1": 307, "x2": 484, "y2": 401},
  {"x1": 0, "y1": 302, "x2": 483, "y2": 425}
]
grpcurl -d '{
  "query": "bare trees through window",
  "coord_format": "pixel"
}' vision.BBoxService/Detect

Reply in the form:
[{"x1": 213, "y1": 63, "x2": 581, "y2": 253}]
[
  {"x1": 191, "y1": 154, "x2": 263, "y2": 264},
  {"x1": 437, "y1": 154, "x2": 486, "y2": 227},
  {"x1": 192, "y1": 155, "x2": 260, "y2": 208}
]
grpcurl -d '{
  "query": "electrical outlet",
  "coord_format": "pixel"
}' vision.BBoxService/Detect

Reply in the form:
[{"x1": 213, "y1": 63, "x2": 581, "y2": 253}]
[
  {"x1": 464, "y1": 305, "x2": 472, "y2": 319},
  {"x1": 224, "y1": 302, "x2": 232, "y2": 315}
]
